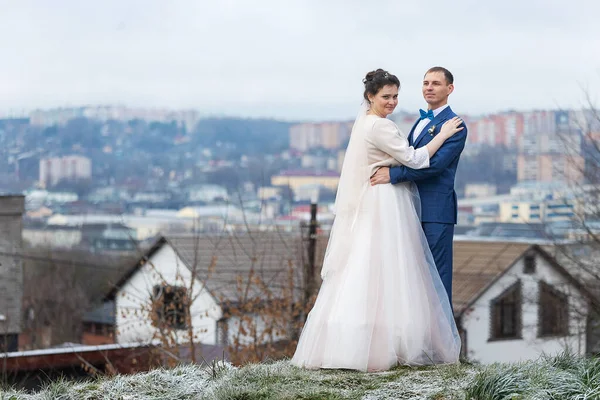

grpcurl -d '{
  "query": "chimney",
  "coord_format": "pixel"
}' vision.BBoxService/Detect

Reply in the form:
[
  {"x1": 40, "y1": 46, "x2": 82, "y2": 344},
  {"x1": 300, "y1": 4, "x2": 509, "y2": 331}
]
[{"x1": 0, "y1": 195, "x2": 25, "y2": 351}]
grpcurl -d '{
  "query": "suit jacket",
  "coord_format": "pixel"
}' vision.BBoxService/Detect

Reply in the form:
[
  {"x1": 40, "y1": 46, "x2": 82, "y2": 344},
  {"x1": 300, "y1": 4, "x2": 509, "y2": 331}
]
[{"x1": 389, "y1": 106, "x2": 467, "y2": 224}]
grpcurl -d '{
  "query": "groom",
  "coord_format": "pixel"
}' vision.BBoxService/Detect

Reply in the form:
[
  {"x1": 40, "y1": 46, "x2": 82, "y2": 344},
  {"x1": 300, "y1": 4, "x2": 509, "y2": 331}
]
[{"x1": 370, "y1": 66, "x2": 467, "y2": 308}]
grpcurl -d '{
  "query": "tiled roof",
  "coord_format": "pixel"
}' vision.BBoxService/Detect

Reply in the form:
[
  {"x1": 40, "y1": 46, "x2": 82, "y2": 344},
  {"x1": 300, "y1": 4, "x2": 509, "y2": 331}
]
[
  {"x1": 170, "y1": 237, "x2": 539, "y2": 313},
  {"x1": 112, "y1": 234, "x2": 587, "y2": 317},
  {"x1": 166, "y1": 233, "x2": 327, "y2": 305},
  {"x1": 542, "y1": 243, "x2": 600, "y2": 291},
  {"x1": 452, "y1": 241, "x2": 531, "y2": 314}
]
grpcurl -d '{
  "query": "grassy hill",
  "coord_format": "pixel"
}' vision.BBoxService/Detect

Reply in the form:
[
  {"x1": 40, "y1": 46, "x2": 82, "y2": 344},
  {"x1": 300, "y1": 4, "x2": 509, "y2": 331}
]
[{"x1": 2, "y1": 353, "x2": 599, "y2": 399}]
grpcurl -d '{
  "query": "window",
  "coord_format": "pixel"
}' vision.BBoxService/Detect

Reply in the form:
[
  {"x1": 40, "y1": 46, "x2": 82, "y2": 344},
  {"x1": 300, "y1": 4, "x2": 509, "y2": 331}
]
[
  {"x1": 538, "y1": 282, "x2": 569, "y2": 337},
  {"x1": 547, "y1": 212, "x2": 574, "y2": 218},
  {"x1": 83, "y1": 322, "x2": 114, "y2": 336},
  {"x1": 152, "y1": 285, "x2": 189, "y2": 330},
  {"x1": 523, "y1": 254, "x2": 536, "y2": 274},
  {"x1": 0, "y1": 334, "x2": 18, "y2": 352},
  {"x1": 490, "y1": 282, "x2": 522, "y2": 340}
]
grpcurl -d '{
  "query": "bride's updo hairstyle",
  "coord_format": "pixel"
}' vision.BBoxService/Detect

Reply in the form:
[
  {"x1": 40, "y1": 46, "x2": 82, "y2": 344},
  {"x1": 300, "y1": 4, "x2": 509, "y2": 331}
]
[{"x1": 363, "y1": 69, "x2": 400, "y2": 103}]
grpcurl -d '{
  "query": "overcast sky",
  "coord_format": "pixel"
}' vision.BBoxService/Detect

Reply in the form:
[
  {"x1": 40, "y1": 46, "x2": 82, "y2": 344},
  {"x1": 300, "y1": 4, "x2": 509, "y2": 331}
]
[{"x1": 1, "y1": 0, "x2": 599, "y2": 120}]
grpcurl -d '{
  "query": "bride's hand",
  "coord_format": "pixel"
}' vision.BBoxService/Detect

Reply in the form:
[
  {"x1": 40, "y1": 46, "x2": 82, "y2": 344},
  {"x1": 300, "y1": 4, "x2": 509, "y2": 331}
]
[{"x1": 440, "y1": 117, "x2": 464, "y2": 139}]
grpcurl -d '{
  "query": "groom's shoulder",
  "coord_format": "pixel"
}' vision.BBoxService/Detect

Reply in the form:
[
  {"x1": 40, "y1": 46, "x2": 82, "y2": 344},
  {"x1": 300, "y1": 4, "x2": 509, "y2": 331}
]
[
  {"x1": 448, "y1": 107, "x2": 467, "y2": 126},
  {"x1": 445, "y1": 107, "x2": 468, "y2": 139}
]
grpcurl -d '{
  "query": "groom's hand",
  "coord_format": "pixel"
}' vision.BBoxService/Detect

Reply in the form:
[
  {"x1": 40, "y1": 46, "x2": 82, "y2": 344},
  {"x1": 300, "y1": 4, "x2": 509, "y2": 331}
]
[{"x1": 370, "y1": 167, "x2": 390, "y2": 185}]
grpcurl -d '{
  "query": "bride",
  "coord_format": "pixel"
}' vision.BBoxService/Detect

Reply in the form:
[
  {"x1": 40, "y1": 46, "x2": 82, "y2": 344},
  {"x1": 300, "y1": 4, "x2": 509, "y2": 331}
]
[{"x1": 291, "y1": 69, "x2": 463, "y2": 372}]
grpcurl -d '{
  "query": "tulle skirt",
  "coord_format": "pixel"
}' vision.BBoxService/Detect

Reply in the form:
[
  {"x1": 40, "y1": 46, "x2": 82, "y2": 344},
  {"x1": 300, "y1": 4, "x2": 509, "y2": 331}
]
[{"x1": 291, "y1": 182, "x2": 461, "y2": 372}]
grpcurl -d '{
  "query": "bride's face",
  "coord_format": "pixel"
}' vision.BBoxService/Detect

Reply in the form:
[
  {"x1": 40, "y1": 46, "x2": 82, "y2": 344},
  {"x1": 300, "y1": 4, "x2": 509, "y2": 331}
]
[{"x1": 369, "y1": 85, "x2": 398, "y2": 117}]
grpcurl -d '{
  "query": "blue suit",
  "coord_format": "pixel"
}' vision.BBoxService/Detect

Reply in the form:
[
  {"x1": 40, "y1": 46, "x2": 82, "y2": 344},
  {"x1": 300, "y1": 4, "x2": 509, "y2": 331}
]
[{"x1": 389, "y1": 106, "x2": 467, "y2": 307}]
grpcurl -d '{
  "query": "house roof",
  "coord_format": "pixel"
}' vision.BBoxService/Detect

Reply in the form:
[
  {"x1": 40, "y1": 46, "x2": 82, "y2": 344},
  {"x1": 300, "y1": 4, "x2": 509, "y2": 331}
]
[
  {"x1": 465, "y1": 222, "x2": 549, "y2": 240},
  {"x1": 105, "y1": 236, "x2": 169, "y2": 301},
  {"x1": 106, "y1": 235, "x2": 588, "y2": 318},
  {"x1": 167, "y1": 234, "x2": 308, "y2": 304},
  {"x1": 452, "y1": 241, "x2": 532, "y2": 314},
  {"x1": 0, "y1": 341, "x2": 227, "y2": 372},
  {"x1": 106, "y1": 232, "x2": 328, "y2": 305},
  {"x1": 0, "y1": 342, "x2": 158, "y2": 375},
  {"x1": 453, "y1": 240, "x2": 596, "y2": 316},
  {"x1": 542, "y1": 243, "x2": 600, "y2": 292}
]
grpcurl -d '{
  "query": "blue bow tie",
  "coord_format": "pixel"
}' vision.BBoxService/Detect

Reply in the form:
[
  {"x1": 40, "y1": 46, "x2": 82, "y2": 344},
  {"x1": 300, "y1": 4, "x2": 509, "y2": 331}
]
[{"x1": 419, "y1": 109, "x2": 434, "y2": 120}]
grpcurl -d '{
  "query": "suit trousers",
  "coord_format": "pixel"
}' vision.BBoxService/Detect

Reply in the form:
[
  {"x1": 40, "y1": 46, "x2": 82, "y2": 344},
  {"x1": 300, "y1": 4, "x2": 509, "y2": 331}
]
[{"x1": 421, "y1": 222, "x2": 454, "y2": 308}]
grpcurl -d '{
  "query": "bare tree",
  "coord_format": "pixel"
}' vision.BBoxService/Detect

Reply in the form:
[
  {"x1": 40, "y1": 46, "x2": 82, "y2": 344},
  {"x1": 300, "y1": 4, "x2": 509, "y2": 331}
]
[
  {"x1": 116, "y1": 208, "x2": 320, "y2": 367},
  {"x1": 542, "y1": 91, "x2": 600, "y2": 354},
  {"x1": 20, "y1": 247, "x2": 134, "y2": 349}
]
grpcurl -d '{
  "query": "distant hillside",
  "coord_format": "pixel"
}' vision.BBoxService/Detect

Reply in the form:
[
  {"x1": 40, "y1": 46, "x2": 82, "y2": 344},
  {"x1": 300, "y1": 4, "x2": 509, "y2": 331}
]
[{"x1": 192, "y1": 117, "x2": 292, "y2": 154}]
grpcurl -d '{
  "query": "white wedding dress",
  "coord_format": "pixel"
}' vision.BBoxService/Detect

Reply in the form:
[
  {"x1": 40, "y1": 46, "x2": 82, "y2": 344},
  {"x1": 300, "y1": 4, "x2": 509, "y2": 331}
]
[{"x1": 291, "y1": 108, "x2": 461, "y2": 372}]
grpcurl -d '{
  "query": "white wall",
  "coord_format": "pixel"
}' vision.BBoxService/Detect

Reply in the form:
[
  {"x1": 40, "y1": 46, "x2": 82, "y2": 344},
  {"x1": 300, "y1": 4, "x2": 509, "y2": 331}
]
[
  {"x1": 115, "y1": 244, "x2": 222, "y2": 345},
  {"x1": 225, "y1": 313, "x2": 288, "y2": 347},
  {"x1": 461, "y1": 253, "x2": 588, "y2": 364}
]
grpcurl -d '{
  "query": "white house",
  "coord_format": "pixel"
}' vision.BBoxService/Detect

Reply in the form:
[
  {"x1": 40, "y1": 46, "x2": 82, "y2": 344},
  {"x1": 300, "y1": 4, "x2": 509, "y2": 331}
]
[
  {"x1": 103, "y1": 233, "x2": 594, "y2": 364},
  {"x1": 453, "y1": 240, "x2": 595, "y2": 364},
  {"x1": 105, "y1": 233, "x2": 309, "y2": 348}
]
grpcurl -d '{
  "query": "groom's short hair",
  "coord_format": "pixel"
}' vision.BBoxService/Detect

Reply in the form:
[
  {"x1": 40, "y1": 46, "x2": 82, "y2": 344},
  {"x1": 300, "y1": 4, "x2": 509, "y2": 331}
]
[{"x1": 425, "y1": 67, "x2": 454, "y2": 85}]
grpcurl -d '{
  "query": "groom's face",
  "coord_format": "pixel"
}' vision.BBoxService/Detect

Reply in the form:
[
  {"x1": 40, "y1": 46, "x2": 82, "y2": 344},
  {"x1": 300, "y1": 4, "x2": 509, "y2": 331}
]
[{"x1": 422, "y1": 71, "x2": 454, "y2": 109}]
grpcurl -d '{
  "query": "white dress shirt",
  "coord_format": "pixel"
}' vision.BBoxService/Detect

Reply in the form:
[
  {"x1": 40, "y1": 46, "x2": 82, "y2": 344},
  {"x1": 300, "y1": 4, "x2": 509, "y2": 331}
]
[{"x1": 412, "y1": 104, "x2": 449, "y2": 143}]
